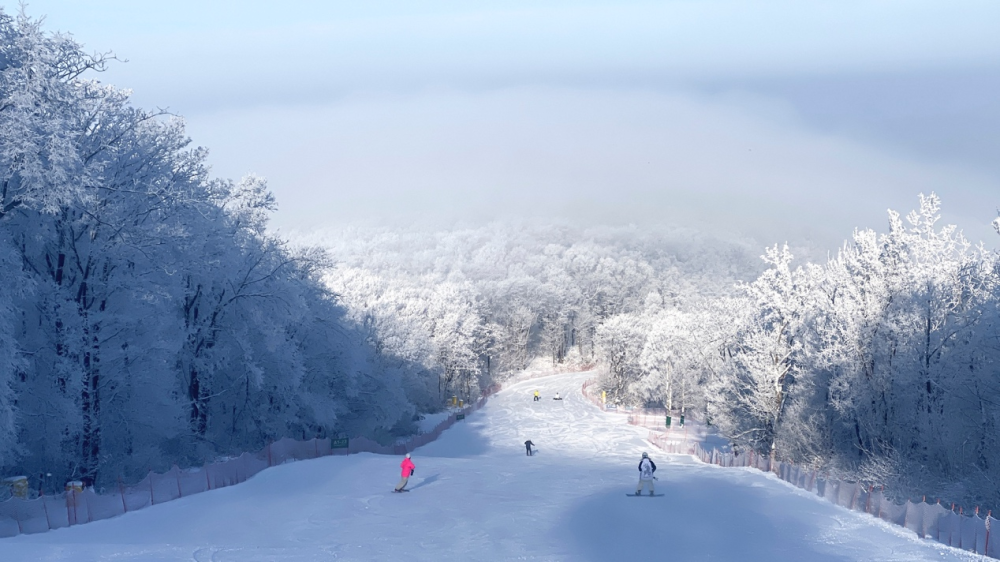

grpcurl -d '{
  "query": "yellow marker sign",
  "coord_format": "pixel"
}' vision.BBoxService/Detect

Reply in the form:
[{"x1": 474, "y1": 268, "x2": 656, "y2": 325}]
[{"x1": 3, "y1": 476, "x2": 28, "y2": 498}]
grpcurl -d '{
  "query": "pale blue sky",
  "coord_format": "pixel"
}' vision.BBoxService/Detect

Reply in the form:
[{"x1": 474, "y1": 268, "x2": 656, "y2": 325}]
[{"x1": 11, "y1": 1, "x2": 1000, "y2": 252}]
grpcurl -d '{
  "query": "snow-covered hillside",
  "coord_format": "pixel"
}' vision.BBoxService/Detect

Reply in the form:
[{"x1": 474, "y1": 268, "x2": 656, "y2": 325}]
[{"x1": 3, "y1": 372, "x2": 978, "y2": 561}]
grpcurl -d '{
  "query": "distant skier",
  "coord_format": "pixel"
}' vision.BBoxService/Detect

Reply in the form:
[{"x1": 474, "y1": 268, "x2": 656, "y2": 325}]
[
  {"x1": 553, "y1": 392, "x2": 561, "y2": 400},
  {"x1": 524, "y1": 440, "x2": 535, "y2": 456},
  {"x1": 533, "y1": 390, "x2": 540, "y2": 402},
  {"x1": 394, "y1": 453, "x2": 415, "y2": 492},
  {"x1": 636, "y1": 452, "x2": 656, "y2": 496}
]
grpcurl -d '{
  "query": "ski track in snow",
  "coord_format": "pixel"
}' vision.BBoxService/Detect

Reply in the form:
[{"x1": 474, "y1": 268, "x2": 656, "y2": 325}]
[{"x1": 2, "y1": 371, "x2": 983, "y2": 561}]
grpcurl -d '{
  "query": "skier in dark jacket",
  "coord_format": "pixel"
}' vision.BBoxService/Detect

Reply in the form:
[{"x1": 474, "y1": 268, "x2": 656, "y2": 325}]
[
  {"x1": 524, "y1": 440, "x2": 535, "y2": 456},
  {"x1": 636, "y1": 452, "x2": 656, "y2": 495}
]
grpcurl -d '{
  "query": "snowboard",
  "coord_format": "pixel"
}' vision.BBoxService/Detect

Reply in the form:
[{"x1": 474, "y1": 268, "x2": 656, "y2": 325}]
[
  {"x1": 392, "y1": 489, "x2": 410, "y2": 493},
  {"x1": 626, "y1": 493, "x2": 664, "y2": 497}
]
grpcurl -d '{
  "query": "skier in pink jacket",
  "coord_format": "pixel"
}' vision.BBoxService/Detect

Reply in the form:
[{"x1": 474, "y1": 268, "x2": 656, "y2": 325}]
[{"x1": 394, "y1": 453, "x2": 415, "y2": 492}]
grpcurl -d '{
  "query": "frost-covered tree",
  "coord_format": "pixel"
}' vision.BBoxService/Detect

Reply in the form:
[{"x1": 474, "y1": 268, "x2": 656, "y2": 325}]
[
  {"x1": 712, "y1": 244, "x2": 808, "y2": 454},
  {"x1": 594, "y1": 193, "x2": 1000, "y2": 507},
  {"x1": 314, "y1": 222, "x2": 758, "y2": 405},
  {"x1": 0, "y1": 9, "x2": 431, "y2": 486},
  {"x1": 0, "y1": 238, "x2": 24, "y2": 463}
]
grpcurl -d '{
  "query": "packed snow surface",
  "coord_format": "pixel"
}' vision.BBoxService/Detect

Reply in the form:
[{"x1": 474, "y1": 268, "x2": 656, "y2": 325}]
[{"x1": 3, "y1": 372, "x2": 979, "y2": 561}]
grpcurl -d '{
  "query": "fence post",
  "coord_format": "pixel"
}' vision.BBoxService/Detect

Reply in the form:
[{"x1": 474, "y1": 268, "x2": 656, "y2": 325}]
[
  {"x1": 119, "y1": 478, "x2": 127, "y2": 513},
  {"x1": 950, "y1": 503, "x2": 956, "y2": 547},
  {"x1": 75, "y1": 489, "x2": 83, "y2": 524},
  {"x1": 14, "y1": 501, "x2": 22, "y2": 535},
  {"x1": 149, "y1": 470, "x2": 155, "y2": 505},
  {"x1": 957, "y1": 506, "x2": 963, "y2": 549},
  {"x1": 42, "y1": 492, "x2": 52, "y2": 530},
  {"x1": 977, "y1": 507, "x2": 983, "y2": 555},
  {"x1": 877, "y1": 486, "x2": 884, "y2": 519},
  {"x1": 986, "y1": 511, "x2": 992, "y2": 556}
]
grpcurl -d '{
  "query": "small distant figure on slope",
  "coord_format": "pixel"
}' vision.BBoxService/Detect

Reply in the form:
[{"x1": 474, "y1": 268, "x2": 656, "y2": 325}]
[
  {"x1": 636, "y1": 452, "x2": 656, "y2": 496},
  {"x1": 553, "y1": 392, "x2": 561, "y2": 400},
  {"x1": 394, "y1": 453, "x2": 415, "y2": 492},
  {"x1": 524, "y1": 440, "x2": 535, "y2": 456},
  {"x1": 533, "y1": 390, "x2": 540, "y2": 402}
]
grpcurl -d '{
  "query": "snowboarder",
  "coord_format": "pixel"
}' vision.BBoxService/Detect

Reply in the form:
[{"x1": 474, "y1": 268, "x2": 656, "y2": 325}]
[
  {"x1": 524, "y1": 440, "x2": 535, "y2": 456},
  {"x1": 533, "y1": 390, "x2": 540, "y2": 402},
  {"x1": 394, "y1": 453, "x2": 415, "y2": 492},
  {"x1": 636, "y1": 452, "x2": 656, "y2": 496},
  {"x1": 553, "y1": 392, "x2": 561, "y2": 400}
]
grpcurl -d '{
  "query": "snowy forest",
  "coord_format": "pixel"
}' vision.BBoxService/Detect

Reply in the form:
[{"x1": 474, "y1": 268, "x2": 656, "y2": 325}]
[
  {"x1": 307, "y1": 223, "x2": 760, "y2": 400},
  {"x1": 0, "y1": 12, "x2": 452, "y2": 489},
  {"x1": 4, "y1": 7, "x2": 1000, "y2": 517},
  {"x1": 593, "y1": 195, "x2": 1000, "y2": 510},
  {"x1": 0, "y1": 11, "x2": 758, "y2": 490},
  {"x1": 306, "y1": 198, "x2": 1000, "y2": 510}
]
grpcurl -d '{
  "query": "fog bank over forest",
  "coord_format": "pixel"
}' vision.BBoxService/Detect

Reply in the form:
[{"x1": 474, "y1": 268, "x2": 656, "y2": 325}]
[
  {"x1": 218, "y1": 87, "x2": 1000, "y2": 259},
  {"x1": 17, "y1": 1, "x2": 1000, "y2": 254}
]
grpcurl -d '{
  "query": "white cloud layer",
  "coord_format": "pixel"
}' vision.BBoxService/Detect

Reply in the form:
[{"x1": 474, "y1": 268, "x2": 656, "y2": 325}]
[
  {"x1": 8, "y1": 1, "x2": 1000, "y2": 253},
  {"x1": 185, "y1": 87, "x2": 999, "y2": 253},
  {"x1": 19, "y1": 1, "x2": 1000, "y2": 109}
]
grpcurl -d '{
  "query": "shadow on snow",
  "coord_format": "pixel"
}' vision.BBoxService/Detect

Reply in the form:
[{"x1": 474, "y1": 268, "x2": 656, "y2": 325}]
[{"x1": 556, "y1": 468, "x2": 857, "y2": 562}]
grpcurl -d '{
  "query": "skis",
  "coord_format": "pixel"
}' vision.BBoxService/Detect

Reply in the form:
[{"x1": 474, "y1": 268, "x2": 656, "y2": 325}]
[{"x1": 626, "y1": 493, "x2": 663, "y2": 497}]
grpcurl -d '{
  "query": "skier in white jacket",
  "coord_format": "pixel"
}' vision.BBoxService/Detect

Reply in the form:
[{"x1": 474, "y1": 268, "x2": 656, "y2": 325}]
[{"x1": 636, "y1": 452, "x2": 657, "y2": 495}]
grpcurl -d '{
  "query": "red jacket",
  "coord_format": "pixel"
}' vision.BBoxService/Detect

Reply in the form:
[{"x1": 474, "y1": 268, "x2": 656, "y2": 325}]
[{"x1": 400, "y1": 457, "x2": 415, "y2": 478}]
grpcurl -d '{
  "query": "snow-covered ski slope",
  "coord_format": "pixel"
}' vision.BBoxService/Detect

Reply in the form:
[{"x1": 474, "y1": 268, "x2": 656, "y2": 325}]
[{"x1": 4, "y1": 372, "x2": 980, "y2": 561}]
